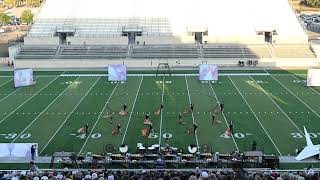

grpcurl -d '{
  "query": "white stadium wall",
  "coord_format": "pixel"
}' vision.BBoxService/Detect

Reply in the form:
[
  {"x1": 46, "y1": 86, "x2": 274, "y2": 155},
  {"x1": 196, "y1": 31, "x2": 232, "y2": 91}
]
[{"x1": 26, "y1": 0, "x2": 308, "y2": 45}]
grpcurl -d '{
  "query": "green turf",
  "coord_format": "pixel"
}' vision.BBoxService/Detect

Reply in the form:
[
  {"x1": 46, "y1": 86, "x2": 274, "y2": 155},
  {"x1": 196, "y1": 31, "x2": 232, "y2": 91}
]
[{"x1": 1, "y1": 71, "x2": 320, "y2": 160}]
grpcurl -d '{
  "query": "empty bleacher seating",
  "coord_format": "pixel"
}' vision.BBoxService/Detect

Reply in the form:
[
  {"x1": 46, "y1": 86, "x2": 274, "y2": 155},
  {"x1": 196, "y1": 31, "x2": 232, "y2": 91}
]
[
  {"x1": 202, "y1": 44, "x2": 258, "y2": 59},
  {"x1": 16, "y1": 46, "x2": 58, "y2": 59},
  {"x1": 131, "y1": 45, "x2": 198, "y2": 59}
]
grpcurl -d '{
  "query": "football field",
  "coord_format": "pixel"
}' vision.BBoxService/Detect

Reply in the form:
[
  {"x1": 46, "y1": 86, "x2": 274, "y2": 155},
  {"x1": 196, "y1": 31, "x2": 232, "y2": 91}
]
[{"x1": 0, "y1": 70, "x2": 319, "y2": 157}]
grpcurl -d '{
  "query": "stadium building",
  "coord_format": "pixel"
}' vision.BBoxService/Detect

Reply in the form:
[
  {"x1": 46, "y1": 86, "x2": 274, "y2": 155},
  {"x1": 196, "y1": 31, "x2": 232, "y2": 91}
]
[{"x1": 13, "y1": 0, "x2": 319, "y2": 68}]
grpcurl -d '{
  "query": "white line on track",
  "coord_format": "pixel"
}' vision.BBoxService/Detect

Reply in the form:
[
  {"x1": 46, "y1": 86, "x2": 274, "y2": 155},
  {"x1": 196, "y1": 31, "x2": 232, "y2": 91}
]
[
  {"x1": 11, "y1": 77, "x2": 80, "y2": 143},
  {"x1": 184, "y1": 76, "x2": 200, "y2": 150},
  {"x1": 209, "y1": 83, "x2": 239, "y2": 152},
  {"x1": 40, "y1": 77, "x2": 100, "y2": 154},
  {"x1": 121, "y1": 76, "x2": 144, "y2": 144},
  {"x1": 0, "y1": 77, "x2": 39, "y2": 104},
  {"x1": 249, "y1": 76, "x2": 303, "y2": 135},
  {"x1": 228, "y1": 75, "x2": 283, "y2": 156},
  {"x1": 271, "y1": 75, "x2": 320, "y2": 120},
  {"x1": 78, "y1": 82, "x2": 119, "y2": 154},
  {"x1": 158, "y1": 76, "x2": 165, "y2": 149},
  {"x1": 0, "y1": 78, "x2": 13, "y2": 88},
  {"x1": 0, "y1": 76, "x2": 59, "y2": 125}
]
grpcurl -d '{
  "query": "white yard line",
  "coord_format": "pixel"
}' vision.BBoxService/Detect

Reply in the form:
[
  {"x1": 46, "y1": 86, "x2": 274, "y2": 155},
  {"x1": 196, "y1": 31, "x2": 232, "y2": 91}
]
[
  {"x1": 40, "y1": 77, "x2": 100, "y2": 154},
  {"x1": 209, "y1": 83, "x2": 239, "y2": 152},
  {"x1": 184, "y1": 76, "x2": 200, "y2": 150},
  {"x1": 228, "y1": 75, "x2": 283, "y2": 156},
  {"x1": 78, "y1": 82, "x2": 119, "y2": 154},
  {"x1": 11, "y1": 77, "x2": 80, "y2": 143},
  {"x1": 121, "y1": 76, "x2": 144, "y2": 144},
  {"x1": 0, "y1": 78, "x2": 13, "y2": 88},
  {"x1": 249, "y1": 76, "x2": 303, "y2": 135},
  {"x1": 158, "y1": 76, "x2": 165, "y2": 148},
  {"x1": 0, "y1": 76, "x2": 39, "y2": 104},
  {"x1": 271, "y1": 75, "x2": 320, "y2": 120},
  {"x1": 0, "y1": 76, "x2": 59, "y2": 125}
]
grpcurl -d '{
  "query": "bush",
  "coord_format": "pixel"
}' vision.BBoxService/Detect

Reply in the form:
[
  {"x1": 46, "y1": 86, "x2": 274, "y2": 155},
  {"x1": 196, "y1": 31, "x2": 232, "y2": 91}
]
[
  {"x1": 20, "y1": 10, "x2": 34, "y2": 24},
  {"x1": 0, "y1": 13, "x2": 10, "y2": 25}
]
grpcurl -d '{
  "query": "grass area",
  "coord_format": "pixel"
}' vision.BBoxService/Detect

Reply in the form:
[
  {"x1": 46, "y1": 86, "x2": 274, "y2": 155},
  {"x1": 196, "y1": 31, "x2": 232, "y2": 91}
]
[{"x1": 0, "y1": 70, "x2": 319, "y2": 162}]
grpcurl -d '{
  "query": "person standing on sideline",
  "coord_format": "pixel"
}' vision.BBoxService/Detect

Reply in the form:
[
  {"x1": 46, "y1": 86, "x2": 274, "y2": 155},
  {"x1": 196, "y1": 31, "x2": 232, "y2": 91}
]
[{"x1": 31, "y1": 145, "x2": 35, "y2": 160}]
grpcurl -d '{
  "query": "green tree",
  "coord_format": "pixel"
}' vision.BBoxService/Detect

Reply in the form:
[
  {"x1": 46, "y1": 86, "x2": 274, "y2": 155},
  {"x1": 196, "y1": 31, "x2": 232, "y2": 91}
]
[
  {"x1": 3, "y1": 0, "x2": 15, "y2": 7},
  {"x1": 26, "y1": 0, "x2": 40, "y2": 7},
  {"x1": 0, "y1": 13, "x2": 10, "y2": 25},
  {"x1": 304, "y1": 0, "x2": 320, "y2": 7},
  {"x1": 20, "y1": 9, "x2": 33, "y2": 24}
]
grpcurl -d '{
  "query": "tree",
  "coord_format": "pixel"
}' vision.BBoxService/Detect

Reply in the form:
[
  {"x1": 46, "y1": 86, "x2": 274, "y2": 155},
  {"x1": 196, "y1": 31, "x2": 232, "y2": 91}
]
[
  {"x1": 0, "y1": 12, "x2": 10, "y2": 25},
  {"x1": 20, "y1": 10, "x2": 33, "y2": 24},
  {"x1": 303, "y1": 0, "x2": 320, "y2": 7},
  {"x1": 3, "y1": 0, "x2": 15, "y2": 7},
  {"x1": 26, "y1": 0, "x2": 40, "y2": 7}
]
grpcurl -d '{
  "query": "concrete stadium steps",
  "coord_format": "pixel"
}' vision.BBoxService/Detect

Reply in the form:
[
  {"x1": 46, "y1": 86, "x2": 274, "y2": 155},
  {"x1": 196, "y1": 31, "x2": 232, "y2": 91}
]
[
  {"x1": 16, "y1": 46, "x2": 58, "y2": 59},
  {"x1": 272, "y1": 45, "x2": 316, "y2": 58},
  {"x1": 247, "y1": 45, "x2": 272, "y2": 59},
  {"x1": 202, "y1": 44, "x2": 258, "y2": 59},
  {"x1": 59, "y1": 45, "x2": 128, "y2": 59},
  {"x1": 131, "y1": 45, "x2": 198, "y2": 58}
]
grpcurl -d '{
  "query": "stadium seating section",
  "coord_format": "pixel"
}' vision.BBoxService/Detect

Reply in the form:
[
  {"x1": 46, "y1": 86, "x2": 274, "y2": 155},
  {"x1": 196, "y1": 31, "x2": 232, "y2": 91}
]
[{"x1": 16, "y1": 44, "x2": 316, "y2": 59}]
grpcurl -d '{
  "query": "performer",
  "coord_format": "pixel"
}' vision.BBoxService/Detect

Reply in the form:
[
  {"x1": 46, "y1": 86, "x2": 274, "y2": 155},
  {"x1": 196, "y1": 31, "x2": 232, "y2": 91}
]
[
  {"x1": 85, "y1": 123, "x2": 89, "y2": 134},
  {"x1": 229, "y1": 121, "x2": 233, "y2": 134},
  {"x1": 160, "y1": 103, "x2": 164, "y2": 110},
  {"x1": 119, "y1": 104, "x2": 128, "y2": 116},
  {"x1": 219, "y1": 103, "x2": 224, "y2": 112},
  {"x1": 211, "y1": 114, "x2": 215, "y2": 125},
  {"x1": 178, "y1": 112, "x2": 182, "y2": 122},
  {"x1": 117, "y1": 123, "x2": 121, "y2": 134},
  {"x1": 122, "y1": 103, "x2": 128, "y2": 112},
  {"x1": 145, "y1": 112, "x2": 150, "y2": 120},
  {"x1": 109, "y1": 114, "x2": 113, "y2": 124},
  {"x1": 193, "y1": 123, "x2": 198, "y2": 134},
  {"x1": 190, "y1": 103, "x2": 194, "y2": 112},
  {"x1": 149, "y1": 124, "x2": 154, "y2": 134}
]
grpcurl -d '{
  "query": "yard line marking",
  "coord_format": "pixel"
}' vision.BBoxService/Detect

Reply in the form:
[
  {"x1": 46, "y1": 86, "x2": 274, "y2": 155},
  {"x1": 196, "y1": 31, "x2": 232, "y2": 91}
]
[
  {"x1": 159, "y1": 76, "x2": 165, "y2": 149},
  {"x1": 294, "y1": 75, "x2": 320, "y2": 97},
  {"x1": 0, "y1": 78, "x2": 13, "y2": 88},
  {"x1": 0, "y1": 77, "x2": 39, "y2": 103},
  {"x1": 249, "y1": 76, "x2": 303, "y2": 135},
  {"x1": 78, "y1": 82, "x2": 119, "y2": 155},
  {"x1": 209, "y1": 83, "x2": 239, "y2": 152},
  {"x1": 0, "y1": 76, "x2": 59, "y2": 125},
  {"x1": 121, "y1": 77, "x2": 144, "y2": 144},
  {"x1": 11, "y1": 77, "x2": 80, "y2": 143},
  {"x1": 271, "y1": 75, "x2": 320, "y2": 120},
  {"x1": 40, "y1": 77, "x2": 100, "y2": 154},
  {"x1": 185, "y1": 76, "x2": 200, "y2": 150},
  {"x1": 228, "y1": 76, "x2": 282, "y2": 156}
]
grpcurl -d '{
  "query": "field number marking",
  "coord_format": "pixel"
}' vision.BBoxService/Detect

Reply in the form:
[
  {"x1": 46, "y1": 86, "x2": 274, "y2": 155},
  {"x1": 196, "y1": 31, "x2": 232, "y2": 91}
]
[
  {"x1": 292, "y1": 80, "x2": 306, "y2": 84},
  {"x1": 148, "y1": 133, "x2": 173, "y2": 139},
  {"x1": 70, "y1": 133, "x2": 102, "y2": 139},
  {"x1": 0, "y1": 133, "x2": 31, "y2": 139},
  {"x1": 291, "y1": 132, "x2": 320, "y2": 138},
  {"x1": 220, "y1": 132, "x2": 252, "y2": 139},
  {"x1": 246, "y1": 80, "x2": 267, "y2": 84}
]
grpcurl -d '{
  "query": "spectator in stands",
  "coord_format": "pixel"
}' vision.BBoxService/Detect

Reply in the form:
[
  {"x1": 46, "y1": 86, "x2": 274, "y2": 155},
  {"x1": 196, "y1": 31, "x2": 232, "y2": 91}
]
[{"x1": 29, "y1": 161, "x2": 39, "y2": 173}]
